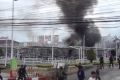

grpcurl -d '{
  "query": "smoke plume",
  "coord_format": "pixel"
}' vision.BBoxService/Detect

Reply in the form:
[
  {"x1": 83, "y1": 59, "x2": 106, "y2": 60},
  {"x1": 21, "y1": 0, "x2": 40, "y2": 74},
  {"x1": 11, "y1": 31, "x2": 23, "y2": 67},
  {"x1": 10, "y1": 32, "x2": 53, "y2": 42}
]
[
  {"x1": 56, "y1": 0, "x2": 100, "y2": 46},
  {"x1": 85, "y1": 27, "x2": 101, "y2": 47}
]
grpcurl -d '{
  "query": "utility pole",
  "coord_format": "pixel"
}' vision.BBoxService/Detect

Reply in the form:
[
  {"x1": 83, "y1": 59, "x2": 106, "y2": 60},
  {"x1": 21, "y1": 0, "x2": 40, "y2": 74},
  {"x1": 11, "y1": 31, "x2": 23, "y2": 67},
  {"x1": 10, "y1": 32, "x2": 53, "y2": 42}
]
[
  {"x1": 82, "y1": 35, "x2": 85, "y2": 63},
  {"x1": 11, "y1": 0, "x2": 16, "y2": 59},
  {"x1": 114, "y1": 36, "x2": 119, "y2": 62},
  {"x1": 116, "y1": 41, "x2": 118, "y2": 62},
  {"x1": 5, "y1": 37, "x2": 8, "y2": 66},
  {"x1": 51, "y1": 27, "x2": 55, "y2": 64}
]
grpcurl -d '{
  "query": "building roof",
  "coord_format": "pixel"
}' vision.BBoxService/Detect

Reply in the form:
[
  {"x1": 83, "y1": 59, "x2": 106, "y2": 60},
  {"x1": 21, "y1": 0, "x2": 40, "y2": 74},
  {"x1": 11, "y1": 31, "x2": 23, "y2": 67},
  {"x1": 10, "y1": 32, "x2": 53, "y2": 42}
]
[{"x1": 0, "y1": 39, "x2": 19, "y2": 44}]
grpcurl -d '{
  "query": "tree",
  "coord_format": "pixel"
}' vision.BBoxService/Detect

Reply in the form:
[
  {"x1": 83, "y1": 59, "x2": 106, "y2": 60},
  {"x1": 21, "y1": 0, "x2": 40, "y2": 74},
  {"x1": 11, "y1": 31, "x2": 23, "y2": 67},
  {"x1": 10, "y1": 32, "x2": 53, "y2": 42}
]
[
  {"x1": 0, "y1": 48, "x2": 4, "y2": 57},
  {"x1": 86, "y1": 49, "x2": 96, "y2": 63}
]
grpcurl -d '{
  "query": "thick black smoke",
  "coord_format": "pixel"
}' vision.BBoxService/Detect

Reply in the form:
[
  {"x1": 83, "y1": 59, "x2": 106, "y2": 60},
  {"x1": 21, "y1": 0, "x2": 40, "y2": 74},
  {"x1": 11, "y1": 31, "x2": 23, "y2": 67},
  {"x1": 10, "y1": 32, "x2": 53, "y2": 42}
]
[
  {"x1": 56, "y1": 0, "x2": 100, "y2": 46},
  {"x1": 85, "y1": 27, "x2": 101, "y2": 47},
  {"x1": 65, "y1": 33, "x2": 80, "y2": 46}
]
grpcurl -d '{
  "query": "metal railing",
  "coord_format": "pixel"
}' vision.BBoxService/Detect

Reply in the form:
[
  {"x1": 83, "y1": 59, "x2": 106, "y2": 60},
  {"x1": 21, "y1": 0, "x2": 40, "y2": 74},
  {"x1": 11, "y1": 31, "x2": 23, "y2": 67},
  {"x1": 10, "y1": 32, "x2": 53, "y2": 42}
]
[{"x1": 0, "y1": 58, "x2": 88, "y2": 66}]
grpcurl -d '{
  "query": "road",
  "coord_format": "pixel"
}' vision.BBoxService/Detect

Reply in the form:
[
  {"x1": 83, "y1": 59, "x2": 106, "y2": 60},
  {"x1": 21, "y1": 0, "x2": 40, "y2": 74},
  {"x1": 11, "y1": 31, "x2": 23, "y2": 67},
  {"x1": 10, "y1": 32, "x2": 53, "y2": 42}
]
[
  {"x1": 1, "y1": 65, "x2": 120, "y2": 80},
  {"x1": 101, "y1": 68, "x2": 120, "y2": 80},
  {"x1": 68, "y1": 65, "x2": 120, "y2": 80}
]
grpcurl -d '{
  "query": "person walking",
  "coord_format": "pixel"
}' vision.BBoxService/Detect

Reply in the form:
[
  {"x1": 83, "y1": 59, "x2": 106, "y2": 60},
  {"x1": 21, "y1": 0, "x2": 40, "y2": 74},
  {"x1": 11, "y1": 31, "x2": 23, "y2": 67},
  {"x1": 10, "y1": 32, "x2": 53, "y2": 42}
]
[
  {"x1": 58, "y1": 67, "x2": 66, "y2": 80},
  {"x1": 117, "y1": 55, "x2": 120, "y2": 69},
  {"x1": 75, "y1": 63, "x2": 82, "y2": 69},
  {"x1": 18, "y1": 65, "x2": 28, "y2": 80},
  {"x1": 109, "y1": 55, "x2": 114, "y2": 68},
  {"x1": 88, "y1": 71, "x2": 97, "y2": 80},
  {"x1": 0, "y1": 70, "x2": 3, "y2": 80},
  {"x1": 64, "y1": 64, "x2": 68, "y2": 80},
  {"x1": 96, "y1": 65, "x2": 101, "y2": 80},
  {"x1": 77, "y1": 65, "x2": 85, "y2": 80},
  {"x1": 99, "y1": 56, "x2": 104, "y2": 69}
]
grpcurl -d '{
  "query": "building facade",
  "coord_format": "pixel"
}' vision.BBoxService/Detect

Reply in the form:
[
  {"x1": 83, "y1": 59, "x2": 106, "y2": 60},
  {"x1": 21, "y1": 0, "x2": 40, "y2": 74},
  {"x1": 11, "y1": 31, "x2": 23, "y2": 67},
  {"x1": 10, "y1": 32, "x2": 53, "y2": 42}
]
[{"x1": 0, "y1": 38, "x2": 20, "y2": 58}]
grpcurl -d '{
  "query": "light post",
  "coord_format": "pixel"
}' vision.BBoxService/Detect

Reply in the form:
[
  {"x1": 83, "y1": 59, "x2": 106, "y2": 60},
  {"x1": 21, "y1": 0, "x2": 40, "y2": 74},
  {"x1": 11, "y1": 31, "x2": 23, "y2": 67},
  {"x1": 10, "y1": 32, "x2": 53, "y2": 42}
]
[
  {"x1": 40, "y1": 27, "x2": 55, "y2": 64},
  {"x1": 116, "y1": 40, "x2": 119, "y2": 62},
  {"x1": 11, "y1": 0, "x2": 18, "y2": 59},
  {"x1": 82, "y1": 35, "x2": 85, "y2": 63},
  {"x1": 11, "y1": 0, "x2": 14, "y2": 59},
  {"x1": 114, "y1": 36, "x2": 120, "y2": 62},
  {"x1": 95, "y1": 44, "x2": 98, "y2": 61},
  {"x1": 51, "y1": 27, "x2": 55, "y2": 64},
  {"x1": 5, "y1": 37, "x2": 8, "y2": 66},
  {"x1": 78, "y1": 48, "x2": 81, "y2": 61}
]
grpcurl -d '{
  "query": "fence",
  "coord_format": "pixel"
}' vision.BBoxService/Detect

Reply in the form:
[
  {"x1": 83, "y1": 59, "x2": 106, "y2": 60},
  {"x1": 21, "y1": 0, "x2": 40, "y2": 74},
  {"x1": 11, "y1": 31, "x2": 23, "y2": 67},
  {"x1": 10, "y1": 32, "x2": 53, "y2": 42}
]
[{"x1": 0, "y1": 58, "x2": 89, "y2": 66}]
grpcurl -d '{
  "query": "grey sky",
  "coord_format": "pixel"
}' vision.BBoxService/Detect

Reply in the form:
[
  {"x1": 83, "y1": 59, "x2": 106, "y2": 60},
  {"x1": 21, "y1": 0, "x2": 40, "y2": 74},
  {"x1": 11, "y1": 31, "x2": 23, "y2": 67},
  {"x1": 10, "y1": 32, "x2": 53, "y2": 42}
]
[{"x1": 0, "y1": 0, "x2": 120, "y2": 42}]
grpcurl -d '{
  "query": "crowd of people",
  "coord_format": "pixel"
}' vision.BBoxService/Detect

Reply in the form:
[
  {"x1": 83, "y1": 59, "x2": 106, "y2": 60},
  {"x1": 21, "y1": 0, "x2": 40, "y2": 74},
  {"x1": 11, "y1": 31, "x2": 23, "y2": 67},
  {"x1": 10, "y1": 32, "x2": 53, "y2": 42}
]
[
  {"x1": 0, "y1": 65, "x2": 28, "y2": 80},
  {"x1": 56, "y1": 55, "x2": 120, "y2": 80},
  {"x1": 99, "y1": 55, "x2": 120, "y2": 69},
  {"x1": 0, "y1": 55, "x2": 120, "y2": 80},
  {"x1": 74, "y1": 63, "x2": 101, "y2": 80},
  {"x1": 55, "y1": 63, "x2": 101, "y2": 80}
]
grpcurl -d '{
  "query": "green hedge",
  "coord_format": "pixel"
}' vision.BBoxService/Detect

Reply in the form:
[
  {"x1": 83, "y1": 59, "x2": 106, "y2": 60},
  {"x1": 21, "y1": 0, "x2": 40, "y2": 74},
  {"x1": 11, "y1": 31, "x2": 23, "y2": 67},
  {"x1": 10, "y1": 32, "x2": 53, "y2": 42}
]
[{"x1": 37, "y1": 64, "x2": 53, "y2": 68}]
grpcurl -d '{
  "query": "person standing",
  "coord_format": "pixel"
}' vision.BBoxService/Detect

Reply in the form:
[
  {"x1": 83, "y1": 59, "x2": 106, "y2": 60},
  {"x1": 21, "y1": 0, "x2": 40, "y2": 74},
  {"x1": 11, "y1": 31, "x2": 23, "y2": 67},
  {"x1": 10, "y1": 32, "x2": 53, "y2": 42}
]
[
  {"x1": 96, "y1": 65, "x2": 101, "y2": 80},
  {"x1": 18, "y1": 65, "x2": 28, "y2": 80},
  {"x1": 99, "y1": 56, "x2": 104, "y2": 69},
  {"x1": 75, "y1": 63, "x2": 82, "y2": 69},
  {"x1": 64, "y1": 64, "x2": 68, "y2": 80},
  {"x1": 117, "y1": 55, "x2": 120, "y2": 69},
  {"x1": 77, "y1": 66, "x2": 85, "y2": 80},
  {"x1": 88, "y1": 71, "x2": 96, "y2": 80},
  {"x1": 58, "y1": 67, "x2": 66, "y2": 80},
  {"x1": 0, "y1": 70, "x2": 3, "y2": 80},
  {"x1": 109, "y1": 55, "x2": 114, "y2": 68}
]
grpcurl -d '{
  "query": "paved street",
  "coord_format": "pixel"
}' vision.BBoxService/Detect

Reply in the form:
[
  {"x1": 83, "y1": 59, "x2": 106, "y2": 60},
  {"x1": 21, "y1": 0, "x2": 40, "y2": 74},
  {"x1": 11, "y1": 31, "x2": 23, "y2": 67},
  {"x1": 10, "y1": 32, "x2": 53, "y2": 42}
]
[
  {"x1": 1, "y1": 65, "x2": 120, "y2": 80},
  {"x1": 102, "y1": 68, "x2": 120, "y2": 80},
  {"x1": 68, "y1": 65, "x2": 120, "y2": 80}
]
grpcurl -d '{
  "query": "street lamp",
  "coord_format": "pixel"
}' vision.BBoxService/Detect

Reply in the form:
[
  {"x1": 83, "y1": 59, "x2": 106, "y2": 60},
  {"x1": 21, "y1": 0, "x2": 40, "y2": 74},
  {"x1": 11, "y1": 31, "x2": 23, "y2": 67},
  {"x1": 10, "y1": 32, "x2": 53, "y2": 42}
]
[
  {"x1": 11, "y1": 0, "x2": 17, "y2": 59},
  {"x1": 116, "y1": 40, "x2": 119, "y2": 62},
  {"x1": 82, "y1": 34, "x2": 85, "y2": 63},
  {"x1": 51, "y1": 28, "x2": 55, "y2": 64},
  {"x1": 51, "y1": 28, "x2": 73, "y2": 63},
  {"x1": 5, "y1": 37, "x2": 8, "y2": 66}
]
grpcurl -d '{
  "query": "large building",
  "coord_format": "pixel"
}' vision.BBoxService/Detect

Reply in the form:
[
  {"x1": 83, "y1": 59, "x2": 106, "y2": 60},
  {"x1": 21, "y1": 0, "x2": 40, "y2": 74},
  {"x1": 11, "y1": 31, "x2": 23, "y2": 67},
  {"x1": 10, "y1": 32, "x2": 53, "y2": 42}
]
[
  {"x1": 22, "y1": 35, "x2": 60, "y2": 47},
  {"x1": 0, "y1": 37, "x2": 20, "y2": 57},
  {"x1": 38, "y1": 35, "x2": 59, "y2": 47},
  {"x1": 95, "y1": 35, "x2": 115, "y2": 49},
  {"x1": 95, "y1": 35, "x2": 120, "y2": 59}
]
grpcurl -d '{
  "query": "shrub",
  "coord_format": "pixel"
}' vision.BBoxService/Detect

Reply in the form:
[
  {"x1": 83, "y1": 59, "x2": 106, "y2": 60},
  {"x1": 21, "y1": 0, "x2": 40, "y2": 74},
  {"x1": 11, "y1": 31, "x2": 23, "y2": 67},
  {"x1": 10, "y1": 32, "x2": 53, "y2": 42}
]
[{"x1": 86, "y1": 49, "x2": 96, "y2": 63}]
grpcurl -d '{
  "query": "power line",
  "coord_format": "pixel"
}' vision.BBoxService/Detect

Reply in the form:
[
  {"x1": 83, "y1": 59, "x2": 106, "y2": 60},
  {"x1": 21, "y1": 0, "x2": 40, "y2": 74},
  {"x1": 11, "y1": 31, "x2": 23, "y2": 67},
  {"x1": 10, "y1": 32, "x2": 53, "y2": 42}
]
[
  {"x1": 0, "y1": 26, "x2": 119, "y2": 31},
  {"x1": 0, "y1": 19, "x2": 120, "y2": 27},
  {"x1": 0, "y1": 1, "x2": 120, "y2": 12},
  {"x1": 1, "y1": 15, "x2": 120, "y2": 21},
  {"x1": 0, "y1": 1, "x2": 120, "y2": 17},
  {"x1": 13, "y1": 8, "x2": 120, "y2": 17},
  {"x1": 1, "y1": 7, "x2": 120, "y2": 21}
]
